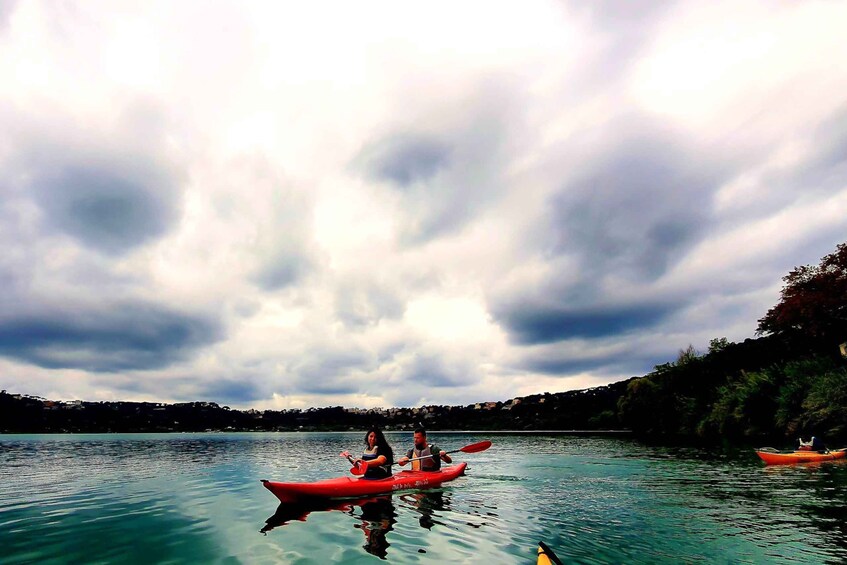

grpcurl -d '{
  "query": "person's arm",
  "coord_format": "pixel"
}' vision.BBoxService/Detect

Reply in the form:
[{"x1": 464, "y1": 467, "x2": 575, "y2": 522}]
[
  {"x1": 430, "y1": 444, "x2": 450, "y2": 463},
  {"x1": 398, "y1": 449, "x2": 412, "y2": 466},
  {"x1": 355, "y1": 454, "x2": 387, "y2": 467}
]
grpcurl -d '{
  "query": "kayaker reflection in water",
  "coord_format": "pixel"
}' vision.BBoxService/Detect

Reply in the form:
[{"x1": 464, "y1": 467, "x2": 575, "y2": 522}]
[
  {"x1": 356, "y1": 497, "x2": 395, "y2": 559},
  {"x1": 397, "y1": 428, "x2": 452, "y2": 471},
  {"x1": 401, "y1": 490, "x2": 449, "y2": 530},
  {"x1": 355, "y1": 427, "x2": 394, "y2": 479}
]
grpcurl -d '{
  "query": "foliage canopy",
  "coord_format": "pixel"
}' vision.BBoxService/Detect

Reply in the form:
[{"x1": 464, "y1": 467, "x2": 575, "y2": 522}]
[{"x1": 757, "y1": 243, "x2": 847, "y2": 347}]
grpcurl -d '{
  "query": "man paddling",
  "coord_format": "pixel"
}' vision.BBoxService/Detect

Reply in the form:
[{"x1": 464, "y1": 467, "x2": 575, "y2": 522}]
[{"x1": 397, "y1": 428, "x2": 452, "y2": 471}]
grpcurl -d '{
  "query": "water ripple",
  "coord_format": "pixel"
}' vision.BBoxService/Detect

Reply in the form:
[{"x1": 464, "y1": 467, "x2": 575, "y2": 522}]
[{"x1": 4, "y1": 433, "x2": 847, "y2": 563}]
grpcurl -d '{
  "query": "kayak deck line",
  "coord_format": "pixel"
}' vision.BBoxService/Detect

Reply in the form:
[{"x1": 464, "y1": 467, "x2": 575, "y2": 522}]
[
  {"x1": 262, "y1": 462, "x2": 468, "y2": 503},
  {"x1": 755, "y1": 447, "x2": 847, "y2": 465},
  {"x1": 537, "y1": 541, "x2": 563, "y2": 565}
]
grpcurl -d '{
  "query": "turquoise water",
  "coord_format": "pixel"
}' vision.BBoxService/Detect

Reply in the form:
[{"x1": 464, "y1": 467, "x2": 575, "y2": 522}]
[{"x1": 2, "y1": 432, "x2": 846, "y2": 563}]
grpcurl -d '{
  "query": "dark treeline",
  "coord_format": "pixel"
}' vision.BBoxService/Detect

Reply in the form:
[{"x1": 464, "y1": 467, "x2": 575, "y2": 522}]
[
  {"x1": 0, "y1": 383, "x2": 629, "y2": 434},
  {"x1": 3, "y1": 242, "x2": 847, "y2": 442},
  {"x1": 619, "y1": 242, "x2": 847, "y2": 443},
  {"x1": 618, "y1": 335, "x2": 847, "y2": 442}
]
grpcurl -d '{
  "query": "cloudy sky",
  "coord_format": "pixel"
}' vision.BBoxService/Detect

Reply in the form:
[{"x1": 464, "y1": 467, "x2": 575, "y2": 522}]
[{"x1": 1, "y1": 1, "x2": 846, "y2": 410}]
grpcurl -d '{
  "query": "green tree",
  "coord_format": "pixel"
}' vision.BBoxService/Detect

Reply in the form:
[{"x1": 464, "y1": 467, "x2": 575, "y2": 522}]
[
  {"x1": 802, "y1": 365, "x2": 847, "y2": 438},
  {"x1": 704, "y1": 369, "x2": 778, "y2": 438},
  {"x1": 676, "y1": 344, "x2": 700, "y2": 366},
  {"x1": 708, "y1": 337, "x2": 730, "y2": 354}
]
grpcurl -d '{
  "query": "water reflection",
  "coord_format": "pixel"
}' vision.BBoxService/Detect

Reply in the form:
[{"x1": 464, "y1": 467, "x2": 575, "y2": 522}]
[
  {"x1": 261, "y1": 491, "x2": 463, "y2": 559},
  {"x1": 355, "y1": 497, "x2": 396, "y2": 559},
  {"x1": 261, "y1": 496, "x2": 397, "y2": 559},
  {"x1": 399, "y1": 491, "x2": 450, "y2": 530}
]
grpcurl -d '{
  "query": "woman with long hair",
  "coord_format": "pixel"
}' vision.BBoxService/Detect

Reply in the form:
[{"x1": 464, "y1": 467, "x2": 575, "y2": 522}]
[{"x1": 356, "y1": 427, "x2": 394, "y2": 479}]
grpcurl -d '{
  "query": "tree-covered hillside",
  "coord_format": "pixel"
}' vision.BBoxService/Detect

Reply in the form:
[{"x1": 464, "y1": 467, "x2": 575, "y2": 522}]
[{"x1": 617, "y1": 242, "x2": 847, "y2": 442}]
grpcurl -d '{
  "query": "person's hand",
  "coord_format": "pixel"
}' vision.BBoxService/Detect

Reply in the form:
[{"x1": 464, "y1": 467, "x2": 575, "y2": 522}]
[
  {"x1": 398, "y1": 456, "x2": 409, "y2": 466},
  {"x1": 439, "y1": 450, "x2": 446, "y2": 457}
]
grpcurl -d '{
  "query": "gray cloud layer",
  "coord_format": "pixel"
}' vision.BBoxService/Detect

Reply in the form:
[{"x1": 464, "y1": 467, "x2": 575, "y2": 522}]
[
  {"x1": 1, "y1": 1, "x2": 846, "y2": 408},
  {"x1": 496, "y1": 301, "x2": 679, "y2": 345},
  {"x1": 0, "y1": 302, "x2": 222, "y2": 372},
  {"x1": 548, "y1": 118, "x2": 732, "y2": 280},
  {"x1": 30, "y1": 162, "x2": 181, "y2": 255}
]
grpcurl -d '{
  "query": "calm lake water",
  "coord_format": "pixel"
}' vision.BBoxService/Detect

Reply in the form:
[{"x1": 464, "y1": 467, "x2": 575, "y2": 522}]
[{"x1": 2, "y1": 432, "x2": 846, "y2": 564}]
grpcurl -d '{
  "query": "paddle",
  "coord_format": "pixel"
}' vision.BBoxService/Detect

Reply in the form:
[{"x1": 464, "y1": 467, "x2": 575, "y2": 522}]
[
  {"x1": 340, "y1": 451, "x2": 373, "y2": 475},
  {"x1": 402, "y1": 440, "x2": 492, "y2": 464},
  {"x1": 349, "y1": 440, "x2": 492, "y2": 475}
]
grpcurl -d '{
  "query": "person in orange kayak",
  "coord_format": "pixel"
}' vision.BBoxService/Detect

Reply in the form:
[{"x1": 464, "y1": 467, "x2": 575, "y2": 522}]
[
  {"x1": 798, "y1": 436, "x2": 826, "y2": 452},
  {"x1": 397, "y1": 428, "x2": 452, "y2": 471},
  {"x1": 355, "y1": 427, "x2": 394, "y2": 479}
]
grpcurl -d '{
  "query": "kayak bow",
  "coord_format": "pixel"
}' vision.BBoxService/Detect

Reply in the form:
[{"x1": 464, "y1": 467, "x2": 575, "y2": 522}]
[
  {"x1": 755, "y1": 448, "x2": 847, "y2": 465},
  {"x1": 262, "y1": 462, "x2": 467, "y2": 503},
  {"x1": 537, "y1": 541, "x2": 563, "y2": 565}
]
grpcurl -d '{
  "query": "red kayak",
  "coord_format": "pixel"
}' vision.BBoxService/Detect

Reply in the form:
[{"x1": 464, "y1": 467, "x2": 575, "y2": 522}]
[
  {"x1": 262, "y1": 462, "x2": 468, "y2": 503},
  {"x1": 755, "y1": 448, "x2": 847, "y2": 465}
]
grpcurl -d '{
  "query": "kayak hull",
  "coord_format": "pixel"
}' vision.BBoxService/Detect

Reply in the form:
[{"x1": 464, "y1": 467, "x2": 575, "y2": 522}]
[
  {"x1": 755, "y1": 449, "x2": 846, "y2": 465},
  {"x1": 262, "y1": 462, "x2": 468, "y2": 503},
  {"x1": 537, "y1": 541, "x2": 563, "y2": 565}
]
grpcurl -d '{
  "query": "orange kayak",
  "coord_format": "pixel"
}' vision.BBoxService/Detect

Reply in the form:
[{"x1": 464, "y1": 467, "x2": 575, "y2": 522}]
[{"x1": 755, "y1": 448, "x2": 847, "y2": 465}]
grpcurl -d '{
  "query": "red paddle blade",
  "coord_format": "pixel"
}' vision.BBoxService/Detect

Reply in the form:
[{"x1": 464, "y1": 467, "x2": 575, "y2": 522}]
[
  {"x1": 350, "y1": 460, "x2": 368, "y2": 476},
  {"x1": 460, "y1": 440, "x2": 492, "y2": 454}
]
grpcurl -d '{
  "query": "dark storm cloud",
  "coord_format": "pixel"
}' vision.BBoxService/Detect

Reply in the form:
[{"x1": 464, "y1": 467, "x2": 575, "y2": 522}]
[
  {"x1": 791, "y1": 107, "x2": 847, "y2": 193},
  {"x1": 488, "y1": 127, "x2": 718, "y2": 346},
  {"x1": 0, "y1": 303, "x2": 222, "y2": 372},
  {"x1": 288, "y1": 348, "x2": 376, "y2": 395},
  {"x1": 195, "y1": 379, "x2": 265, "y2": 404},
  {"x1": 362, "y1": 134, "x2": 452, "y2": 188},
  {"x1": 297, "y1": 349, "x2": 374, "y2": 379},
  {"x1": 400, "y1": 352, "x2": 476, "y2": 388},
  {"x1": 521, "y1": 349, "x2": 664, "y2": 376},
  {"x1": 496, "y1": 301, "x2": 678, "y2": 345},
  {"x1": 99, "y1": 375, "x2": 264, "y2": 405},
  {"x1": 549, "y1": 122, "x2": 732, "y2": 281},
  {"x1": 30, "y1": 162, "x2": 182, "y2": 256},
  {"x1": 253, "y1": 253, "x2": 312, "y2": 290},
  {"x1": 355, "y1": 80, "x2": 520, "y2": 244},
  {"x1": 298, "y1": 379, "x2": 361, "y2": 396}
]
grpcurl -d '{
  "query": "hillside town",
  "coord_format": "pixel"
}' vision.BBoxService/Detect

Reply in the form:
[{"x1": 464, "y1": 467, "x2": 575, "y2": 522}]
[{"x1": 1, "y1": 382, "x2": 629, "y2": 433}]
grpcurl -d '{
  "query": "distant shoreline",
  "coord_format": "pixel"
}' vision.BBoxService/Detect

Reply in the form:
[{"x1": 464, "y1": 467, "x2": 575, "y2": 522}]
[
  {"x1": 1, "y1": 429, "x2": 634, "y2": 436},
  {"x1": 0, "y1": 430, "x2": 633, "y2": 437}
]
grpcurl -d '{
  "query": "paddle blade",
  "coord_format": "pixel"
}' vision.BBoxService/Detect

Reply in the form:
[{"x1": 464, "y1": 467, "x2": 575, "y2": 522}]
[
  {"x1": 350, "y1": 460, "x2": 368, "y2": 476},
  {"x1": 460, "y1": 440, "x2": 492, "y2": 454}
]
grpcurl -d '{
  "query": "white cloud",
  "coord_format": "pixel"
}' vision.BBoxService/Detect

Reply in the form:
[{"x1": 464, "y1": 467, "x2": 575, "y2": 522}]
[
  {"x1": 631, "y1": 1, "x2": 847, "y2": 139},
  {"x1": 1, "y1": 0, "x2": 846, "y2": 409}
]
